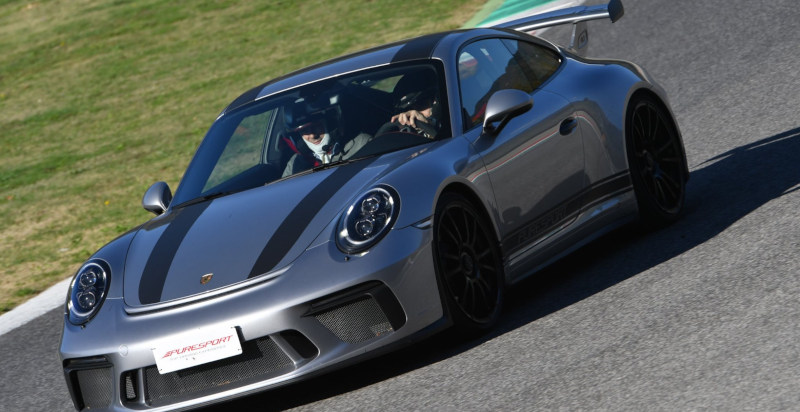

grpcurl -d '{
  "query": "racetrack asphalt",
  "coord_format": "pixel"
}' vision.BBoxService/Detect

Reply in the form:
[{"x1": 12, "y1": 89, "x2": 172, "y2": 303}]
[{"x1": 3, "y1": 0, "x2": 800, "y2": 410}]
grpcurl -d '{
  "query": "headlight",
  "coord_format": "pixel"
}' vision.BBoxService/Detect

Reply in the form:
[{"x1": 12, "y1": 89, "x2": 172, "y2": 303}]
[
  {"x1": 337, "y1": 186, "x2": 400, "y2": 254},
  {"x1": 67, "y1": 260, "x2": 110, "y2": 325}
]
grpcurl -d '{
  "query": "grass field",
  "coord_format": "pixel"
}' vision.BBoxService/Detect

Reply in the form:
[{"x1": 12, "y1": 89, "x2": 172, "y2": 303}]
[{"x1": 0, "y1": 0, "x2": 486, "y2": 313}]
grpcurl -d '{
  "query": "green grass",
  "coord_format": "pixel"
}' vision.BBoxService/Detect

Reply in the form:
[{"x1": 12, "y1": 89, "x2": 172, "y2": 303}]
[{"x1": 0, "y1": 0, "x2": 485, "y2": 313}]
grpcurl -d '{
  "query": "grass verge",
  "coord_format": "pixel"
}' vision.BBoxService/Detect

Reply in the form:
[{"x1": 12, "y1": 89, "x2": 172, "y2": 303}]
[{"x1": 0, "y1": 0, "x2": 485, "y2": 313}]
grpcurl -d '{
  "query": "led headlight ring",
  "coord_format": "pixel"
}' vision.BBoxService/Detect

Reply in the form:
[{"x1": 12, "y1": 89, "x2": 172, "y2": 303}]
[
  {"x1": 337, "y1": 186, "x2": 400, "y2": 254},
  {"x1": 68, "y1": 260, "x2": 110, "y2": 325}
]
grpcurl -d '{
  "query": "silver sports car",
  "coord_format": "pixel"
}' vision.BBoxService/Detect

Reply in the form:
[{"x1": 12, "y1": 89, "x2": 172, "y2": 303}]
[{"x1": 60, "y1": 1, "x2": 688, "y2": 410}]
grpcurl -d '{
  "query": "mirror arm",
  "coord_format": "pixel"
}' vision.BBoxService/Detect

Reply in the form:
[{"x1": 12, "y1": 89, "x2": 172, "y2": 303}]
[{"x1": 481, "y1": 89, "x2": 533, "y2": 136}]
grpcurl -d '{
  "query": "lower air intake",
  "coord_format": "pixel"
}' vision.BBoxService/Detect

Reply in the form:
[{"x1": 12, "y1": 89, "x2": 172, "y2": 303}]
[
  {"x1": 76, "y1": 368, "x2": 113, "y2": 409},
  {"x1": 143, "y1": 336, "x2": 293, "y2": 407},
  {"x1": 122, "y1": 370, "x2": 138, "y2": 402},
  {"x1": 314, "y1": 296, "x2": 394, "y2": 343}
]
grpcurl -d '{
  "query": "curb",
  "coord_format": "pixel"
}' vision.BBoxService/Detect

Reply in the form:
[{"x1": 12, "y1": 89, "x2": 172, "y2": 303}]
[
  {"x1": 0, "y1": 277, "x2": 70, "y2": 336},
  {"x1": 463, "y1": 0, "x2": 582, "y2": 28}
]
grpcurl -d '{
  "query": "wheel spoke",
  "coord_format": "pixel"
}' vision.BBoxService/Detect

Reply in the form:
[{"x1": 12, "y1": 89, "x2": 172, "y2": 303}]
[
  {"x1": 476, "y1": 248, "x2": 491, "y2": 260},
  {"x1": 650, "y1": 111, "x2": 662, "y2": 142},
  {"x1": 655, "y1": 138, "x2": 674, "y2": 157},
  {"x1": 647, "y1": 107, "x2": 657, "y2": 142},
  {"x1": 475, "y1": 281, "x2": 489, "y2": 313},
  {"x1": 465, "y1": 281, "x2": 476, "y2": 316},
  {"x1": 468, "y1": 215, "x2": 478, "y2": 248},
  {"x1": 654, "y1": 178, "x2": 668, "y2": 203},
  {"x1": 480, "y1": 263, "x2": 496, "y2": 273},
  {"x1": 447, "y1": 212, "x2": 465, "y2": 244},
  {"x1": 645, "y1": 172, "x2": 658, "y2": 193},
  {"x1": 442, "y1": 252, "x2": 461, "y2": 262},
  {"x1": 658, "y1": 156, "x2": 683, "y2": 164},
  {"x1": 441, "y1": 220, "x2": 461, "y2": 246},
  {"x1": 634, "y1": 113, "x2": 646, "y2": 146},
  {"x1": 659, "y1": 176, "x2": 682, "y2": 208},
  {"x1": 476, "y1": 276, "x2": 492, "y2": 298}
]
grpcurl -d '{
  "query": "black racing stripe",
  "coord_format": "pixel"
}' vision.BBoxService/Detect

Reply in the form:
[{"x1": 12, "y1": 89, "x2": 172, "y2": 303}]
[
  {"x1": 248, "y1": 158, "x2": 379, "y2": 278},
  {"x1": 503, "y1": 192, "x2": 583, "y2": 255},
  {"x1": 583, "y1": 171, "x2": 631, "y2": 208},
  {"x1": 139, "y1": 202, "x2": 212, "y2": 304},
  {"x1": 391, "y1": 32, "x2": 449, "y2": 63}
]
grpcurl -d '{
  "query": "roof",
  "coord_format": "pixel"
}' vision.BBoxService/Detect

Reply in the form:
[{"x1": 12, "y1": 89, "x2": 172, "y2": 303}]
[{"x1": 221, "y1": 31, "x2": 456, "y2": 116}]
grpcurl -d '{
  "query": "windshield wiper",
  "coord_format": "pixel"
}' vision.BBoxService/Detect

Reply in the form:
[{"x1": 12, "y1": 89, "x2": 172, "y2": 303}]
[
  {"x1": 311, "y1": 155, "x2": 378, "y2": 173},
  {"x1": 311, "y1": 159, "x2": 356, "y2": 172},
  {"x1": 174, "y1": 191, "x2": 233, "y2": 208}
]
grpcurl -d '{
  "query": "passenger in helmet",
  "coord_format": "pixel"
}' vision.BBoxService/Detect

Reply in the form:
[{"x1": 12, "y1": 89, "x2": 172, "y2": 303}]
[
  {"x1": 281, "y1": 98, "x2": 372, "y2": 177},
  {"x1": 291, "y1": 111, "x2": 336, "y2": 164}
]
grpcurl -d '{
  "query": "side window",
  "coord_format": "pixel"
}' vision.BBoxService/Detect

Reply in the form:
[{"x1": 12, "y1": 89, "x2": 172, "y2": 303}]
[
  {"x1": 458, "y1": 39, "x2": 535, "y2": 130},
  {"x1": 502, "y1": 39, "x2": 561, "y2": 88}
]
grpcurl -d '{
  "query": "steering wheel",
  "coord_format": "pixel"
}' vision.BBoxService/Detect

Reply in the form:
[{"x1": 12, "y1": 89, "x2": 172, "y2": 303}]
[{"x1": 375, "y1": 119, "x2": 438, "y2": 139}]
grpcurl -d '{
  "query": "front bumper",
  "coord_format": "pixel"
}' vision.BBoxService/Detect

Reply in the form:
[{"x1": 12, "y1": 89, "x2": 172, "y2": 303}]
[{"x1": 60, "y1": 224, "x2": 444, "y2": 411}]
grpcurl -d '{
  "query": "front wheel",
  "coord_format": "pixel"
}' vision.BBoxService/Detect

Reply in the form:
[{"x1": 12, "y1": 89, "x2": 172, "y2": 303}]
[
  {"x1": 432, "y1": 193, "x2": 504, "y2": 334},
  {"x1": 626, "y1": 95, "x2": 688, "y2": 227}
]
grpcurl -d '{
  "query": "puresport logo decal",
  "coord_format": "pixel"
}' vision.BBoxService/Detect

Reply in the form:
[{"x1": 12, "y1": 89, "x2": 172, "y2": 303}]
[{"x1": 161, "y1": 334, "x2": 234, "y2": 359}]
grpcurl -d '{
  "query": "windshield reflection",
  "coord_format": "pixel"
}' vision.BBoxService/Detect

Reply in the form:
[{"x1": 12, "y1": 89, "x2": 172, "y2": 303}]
[{"x1": 171, "y1": 62, "x2": 450, "y2": 208}]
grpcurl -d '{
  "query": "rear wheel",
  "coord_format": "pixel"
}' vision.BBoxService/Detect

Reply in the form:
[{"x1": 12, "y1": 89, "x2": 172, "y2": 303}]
[
  {"x1": 626, "y1": 95, "x2": 687, "y2": 227},
  {"x1": 433, "y1": 193, "x2": 504, "y2": 333}
]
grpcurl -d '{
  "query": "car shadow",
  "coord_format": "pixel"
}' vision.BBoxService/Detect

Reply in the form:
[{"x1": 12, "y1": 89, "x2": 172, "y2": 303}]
[{"x1": 202, "y1": 126, "x2": 800, "y2": 411}]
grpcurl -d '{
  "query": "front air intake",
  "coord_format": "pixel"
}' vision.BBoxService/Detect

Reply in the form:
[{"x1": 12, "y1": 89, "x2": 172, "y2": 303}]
[
  {"x1": 314, "y1": 296, "x2": 394, "y2": 343},
  {"x1": 64, "y1": 356, "x2": 114, "y2": 411},
  {"x1": 306, "y1": 281, "x2": 406, "y2": 344},
  {"x1": 76, "y1": 368, "x2": 114, "y2": 409},
  {"x1": 142, "y1": 336, "x2": 294, "y2": 407}
]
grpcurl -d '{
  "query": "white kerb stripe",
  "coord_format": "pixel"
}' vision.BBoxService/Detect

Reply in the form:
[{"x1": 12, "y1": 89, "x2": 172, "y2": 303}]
[{"x1": 0, "y1": 277, "x2": 71, "y2": 337}]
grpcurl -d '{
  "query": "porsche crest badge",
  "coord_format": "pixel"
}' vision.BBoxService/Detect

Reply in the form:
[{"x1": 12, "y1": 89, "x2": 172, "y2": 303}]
[{"x1": 200, "y1": 273, "x2": 213, "y2": 285}]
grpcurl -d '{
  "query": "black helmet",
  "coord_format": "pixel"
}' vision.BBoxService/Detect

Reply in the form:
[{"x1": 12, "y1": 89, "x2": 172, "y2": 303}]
[
  {"x1": 284, "y1": 92, "x2": 341, "y2": 136},
  {"x1": 393, "y1": 68, "x2": 438, "y2": 112},
  {"x1": 285, "y1": 101, "x2": 326, "y2": 133}
]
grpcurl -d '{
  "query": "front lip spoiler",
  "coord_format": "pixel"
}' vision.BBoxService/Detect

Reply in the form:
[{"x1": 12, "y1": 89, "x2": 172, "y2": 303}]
[{"x1": 124, "y1": 265, "x2": 291, "y2": 315}]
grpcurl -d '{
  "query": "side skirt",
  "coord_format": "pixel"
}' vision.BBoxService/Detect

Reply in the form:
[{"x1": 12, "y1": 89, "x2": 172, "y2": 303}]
[{"x1": 503, "y1": 174, "x2": 637, "y2": 283}]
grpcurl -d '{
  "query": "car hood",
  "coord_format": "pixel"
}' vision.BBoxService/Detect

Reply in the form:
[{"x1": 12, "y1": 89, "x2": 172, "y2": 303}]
[{"x1": 123, "y1": 158, "x2": 389, "y2": 307}]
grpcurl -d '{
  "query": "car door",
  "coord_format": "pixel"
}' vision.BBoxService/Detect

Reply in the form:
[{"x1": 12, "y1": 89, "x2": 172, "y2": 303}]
[{"x1": 458, "y1": 37, "x2": 585, "y2": 263}]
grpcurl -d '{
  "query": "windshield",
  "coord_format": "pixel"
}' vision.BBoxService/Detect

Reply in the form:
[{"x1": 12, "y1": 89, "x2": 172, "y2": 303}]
[{"x1": 171, "y1": 61, "x2": 450, "y2": 207}]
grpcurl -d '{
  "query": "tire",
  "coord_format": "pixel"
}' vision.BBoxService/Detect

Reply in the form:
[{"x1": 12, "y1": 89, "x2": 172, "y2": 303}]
[
  {"x1": 432, "y1": 193, "x2": 504, "y2": 334},
  {"x1": 625, "y1": 95, "x2": 688, "y2": 228}
]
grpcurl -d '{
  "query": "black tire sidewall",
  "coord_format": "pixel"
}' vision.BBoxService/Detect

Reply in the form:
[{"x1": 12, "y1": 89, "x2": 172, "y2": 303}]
[
  {"x1": 432, "y1": 193, "x2": 504, "y2": 333},
  {"x1": 625, "y1": 97, "x2": 687, "y2": 227}
]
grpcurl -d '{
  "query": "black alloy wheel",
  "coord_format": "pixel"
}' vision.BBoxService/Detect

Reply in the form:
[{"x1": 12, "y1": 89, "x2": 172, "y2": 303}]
[
  {"x1": 433, "y1": 193, "x2": 503, "y2": 332},
  {"x1": 626, "y1": 95, "x2": 688, "y2": 226}
]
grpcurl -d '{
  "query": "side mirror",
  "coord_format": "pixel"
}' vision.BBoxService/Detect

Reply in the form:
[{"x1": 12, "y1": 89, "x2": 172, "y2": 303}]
[
  {"x1": 142, "y1": 182, "x2": 172, "y2": 216},
  {"x1": 482, "y1": 89, "x2": 533, "y2": 136}
]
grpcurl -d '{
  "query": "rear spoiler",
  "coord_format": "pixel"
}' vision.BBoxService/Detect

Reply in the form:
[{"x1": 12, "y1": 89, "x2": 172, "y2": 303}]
[{"x1": 492, "y1": 0, "x2": 624, "y2": 56}]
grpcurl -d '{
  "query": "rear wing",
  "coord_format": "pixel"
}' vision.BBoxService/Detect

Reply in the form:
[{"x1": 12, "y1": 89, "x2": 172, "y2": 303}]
[{"x1": 492, "y1": 0, "x2": 624, "y2": 56}]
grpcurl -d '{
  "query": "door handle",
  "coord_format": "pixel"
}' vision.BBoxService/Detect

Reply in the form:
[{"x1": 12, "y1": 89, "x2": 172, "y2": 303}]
[{"x1": 559, "y1": 117, "x2": 578, "y2": 135}]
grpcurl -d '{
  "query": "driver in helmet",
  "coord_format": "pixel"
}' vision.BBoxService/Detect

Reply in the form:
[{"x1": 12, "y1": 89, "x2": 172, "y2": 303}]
[{"x1": 379, "y1": 69, "x2": 441, "y2": 139}]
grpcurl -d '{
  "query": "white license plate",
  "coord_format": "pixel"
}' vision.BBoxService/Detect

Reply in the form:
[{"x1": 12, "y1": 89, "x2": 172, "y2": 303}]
[{"x1": 152, "y1": 326, "x2": 242, "y2": 374}]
